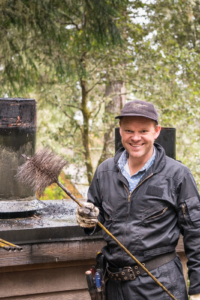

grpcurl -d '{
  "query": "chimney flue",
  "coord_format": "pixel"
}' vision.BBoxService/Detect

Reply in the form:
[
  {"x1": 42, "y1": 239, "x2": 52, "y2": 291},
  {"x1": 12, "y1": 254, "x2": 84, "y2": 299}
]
[{"x1": 0, "y1": 98, "x2": 45, "y2": 218}]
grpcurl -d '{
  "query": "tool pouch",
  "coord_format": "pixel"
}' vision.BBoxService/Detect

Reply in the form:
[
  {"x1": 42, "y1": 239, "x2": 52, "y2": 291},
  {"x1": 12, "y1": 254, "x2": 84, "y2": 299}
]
[
  {"x1": 86, "y1": 252, "x2": 108, "y2": 300},
  {"x1": 95, "y1": 252, "x2": 108, "y2": 300}
]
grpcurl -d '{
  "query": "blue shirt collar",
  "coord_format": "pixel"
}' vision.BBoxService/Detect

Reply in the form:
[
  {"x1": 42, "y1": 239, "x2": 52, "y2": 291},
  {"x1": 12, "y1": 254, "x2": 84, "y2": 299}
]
[{"x1": 118, "y1": 146, "x2": 156, "y2": 177}]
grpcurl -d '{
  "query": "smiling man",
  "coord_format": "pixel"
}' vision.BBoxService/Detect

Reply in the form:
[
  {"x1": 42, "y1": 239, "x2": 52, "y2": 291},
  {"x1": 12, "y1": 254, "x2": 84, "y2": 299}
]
[
  {"x1": 119, "y1": 115, "x2": 160, "y2": 175},
  {"x1": 76, "y1": 100, "x2": 200, "y2": 300}
]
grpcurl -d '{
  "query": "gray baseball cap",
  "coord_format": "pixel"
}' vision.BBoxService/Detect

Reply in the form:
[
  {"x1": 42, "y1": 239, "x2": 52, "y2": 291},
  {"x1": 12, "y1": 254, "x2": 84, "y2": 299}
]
[{"x1": 115, "y1": 99, "x2": 158, "y2": 123}]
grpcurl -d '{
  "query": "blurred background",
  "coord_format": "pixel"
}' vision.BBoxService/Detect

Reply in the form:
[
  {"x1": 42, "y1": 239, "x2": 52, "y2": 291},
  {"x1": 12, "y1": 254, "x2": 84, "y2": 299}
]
[{"x1": 1, "y1": 0, "x2": 200, "y2": 198}]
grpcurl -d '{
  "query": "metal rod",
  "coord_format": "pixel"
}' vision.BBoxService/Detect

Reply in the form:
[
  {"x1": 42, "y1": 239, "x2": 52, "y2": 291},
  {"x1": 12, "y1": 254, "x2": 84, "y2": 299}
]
[
  {"x1": 0, "y1": 242, "x2": 11, "y2": 251},
  {"x1": 57, "y1": 181, "x2": 177, "y2": 300},
  {"x1": 0, "y1": 238, "x2": 22, "y2": 251}
]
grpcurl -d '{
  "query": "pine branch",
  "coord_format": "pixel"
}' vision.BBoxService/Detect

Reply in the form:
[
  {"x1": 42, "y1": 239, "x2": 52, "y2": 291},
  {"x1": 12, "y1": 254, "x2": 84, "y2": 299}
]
[
  {"x1": 60, "y1": 109, "x2": 73, "y2": 120},
  {"x1": 86, "y1": 80, "x2": 102, "y2": 93},
  {"x1": 92, "y1": 101, "x2": 104, "y2": 120},
  {"x1": 89, "y1": 57, "x2": 106, "y2": 73},
  {"x1": 61, "y1": 110, "x2": 82, "y2": 135},
  {"x1": 63, "y1": 2, "x2": 82, "y2": 19},
  {"x1": 104, "y1": 91, "x2": 131, "y2": 97},
  {"x1": 62, "y1": 103, "x2": 82, "y2": 110}
]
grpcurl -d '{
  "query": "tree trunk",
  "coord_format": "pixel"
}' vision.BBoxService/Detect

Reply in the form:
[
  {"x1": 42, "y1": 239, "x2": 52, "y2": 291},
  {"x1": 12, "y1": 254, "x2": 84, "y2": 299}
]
[
  {"x1": 80, "y1": 78, "x2": 93, "y2": 184},
  {"x1": 98, "y1": 81, "x2": 126, "y2": 166}
]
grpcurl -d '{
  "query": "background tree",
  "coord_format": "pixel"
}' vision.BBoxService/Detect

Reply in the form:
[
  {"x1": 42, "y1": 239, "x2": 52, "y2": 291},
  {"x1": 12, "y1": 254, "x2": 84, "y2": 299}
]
[
  {"x1": 128, "y1": 0, "x2": 200, "y2": 186},
  {"x1": 0, "y1": 0, "x2": 133, "y2": 184},
  {"x1": 2, "y1": 0, "x2": 200, "y2": 188}
]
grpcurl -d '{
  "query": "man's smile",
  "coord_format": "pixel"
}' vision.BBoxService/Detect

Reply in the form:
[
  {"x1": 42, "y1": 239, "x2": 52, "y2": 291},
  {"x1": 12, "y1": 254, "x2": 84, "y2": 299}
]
[{"x1": 129, "y1": 143, "x2": 144, "y2": 148}]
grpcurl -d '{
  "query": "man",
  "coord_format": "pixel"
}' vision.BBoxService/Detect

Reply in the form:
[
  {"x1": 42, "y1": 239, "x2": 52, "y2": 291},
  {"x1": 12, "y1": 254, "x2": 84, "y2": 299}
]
[{"x1": 76, "y1": 100, "x2": 200, "y2": 300}]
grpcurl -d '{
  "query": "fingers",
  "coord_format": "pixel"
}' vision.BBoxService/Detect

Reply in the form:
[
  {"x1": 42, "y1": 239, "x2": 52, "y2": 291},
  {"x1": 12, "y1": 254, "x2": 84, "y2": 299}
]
[
  {"x1": 93, "y1": 206, "x2": 99, "y2": 215},
  {"x1": 76, "y1": 202, "x2": 99, "y2": 228},
  {"x1": 78, "y1": 207, "x2": 91, "y2": 216},
  {"x1": 76, "y1": 211, "x2": 97, "y2": 228},
  {"x1": 82, "y1": 202, "x2": 99, "y2": 214},
  {"x1": 83, "y1": 202, "x2": 95, "y2": 210},
  {"x1": 78, "y1": 203, "x2": 99, "y2": 217},
  {"x1": 78, "y1": 206, "x2": 99, "y2": 218}
]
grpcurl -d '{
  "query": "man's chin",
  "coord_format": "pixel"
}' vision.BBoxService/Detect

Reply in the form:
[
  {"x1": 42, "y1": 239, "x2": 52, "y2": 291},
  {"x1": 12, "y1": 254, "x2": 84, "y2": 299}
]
[{"x1": 129, "y1": 151, "x2": 144, "y2": 158}]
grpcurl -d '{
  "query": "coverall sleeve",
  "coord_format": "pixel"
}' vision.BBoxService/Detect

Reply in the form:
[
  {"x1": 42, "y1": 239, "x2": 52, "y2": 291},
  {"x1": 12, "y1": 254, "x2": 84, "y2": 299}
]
[
  {"x1": 177, "y1": 171, "x2": 200, "y2": 295},
  {"x1": 84, "y1": 168, "x2": 105, "y2": 235}
]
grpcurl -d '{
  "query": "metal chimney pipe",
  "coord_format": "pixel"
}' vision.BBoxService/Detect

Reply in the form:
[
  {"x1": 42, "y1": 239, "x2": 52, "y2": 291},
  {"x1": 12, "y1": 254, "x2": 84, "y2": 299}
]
[
  {"x1": 0, "y1": 98, "x2": 45, "y2": 218},
  {"x1": 155, "y1": 127, "x2": 176, "y2": 159},
  {"x1": 115, "y1": 127, "x2": 123, "y2": 153},
  {"x1": 115, "y1": 127, "x2": 176, "y2": 159}
]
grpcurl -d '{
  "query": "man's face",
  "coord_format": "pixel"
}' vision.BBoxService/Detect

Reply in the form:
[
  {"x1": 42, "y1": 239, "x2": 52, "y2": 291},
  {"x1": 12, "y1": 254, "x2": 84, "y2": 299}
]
[{"x1": 119, "y1": 116, "x2": 161, "y2": 162}]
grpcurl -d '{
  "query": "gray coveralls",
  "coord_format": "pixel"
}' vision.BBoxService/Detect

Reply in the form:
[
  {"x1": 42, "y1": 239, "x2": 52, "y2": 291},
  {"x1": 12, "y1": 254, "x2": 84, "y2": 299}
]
[
  {"x1": 86, "y1": 143, "x2": 200, "y2": 299},
  {"x1": 106, "y1": 255, "x2": 187, "y2": 299}
]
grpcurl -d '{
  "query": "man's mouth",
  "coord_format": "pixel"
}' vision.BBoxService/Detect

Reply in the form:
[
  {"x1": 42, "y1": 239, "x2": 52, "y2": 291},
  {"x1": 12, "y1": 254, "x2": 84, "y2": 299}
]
[{"x1": 129, "y1": 144, "x2": 144, "y2": 148}]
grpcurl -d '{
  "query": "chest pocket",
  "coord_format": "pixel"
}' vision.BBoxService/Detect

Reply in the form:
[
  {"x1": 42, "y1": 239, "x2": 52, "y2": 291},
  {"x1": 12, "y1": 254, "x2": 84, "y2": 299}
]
[
  {"x1": 142, "y1": 205, "x2": 168, "y2": 225},
  {"x1": 146, "y1": 185, "x2": 164, "y2": 198}
]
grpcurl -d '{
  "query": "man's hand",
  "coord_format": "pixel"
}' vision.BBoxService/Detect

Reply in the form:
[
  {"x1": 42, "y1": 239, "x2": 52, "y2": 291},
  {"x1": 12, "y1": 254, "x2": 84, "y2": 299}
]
[
  {"x1": 190, "y1": 294, "x2": 200, "y2": 300},
  {"x1": 76, "y1": 202, "x2": 99, "y2": 228}
]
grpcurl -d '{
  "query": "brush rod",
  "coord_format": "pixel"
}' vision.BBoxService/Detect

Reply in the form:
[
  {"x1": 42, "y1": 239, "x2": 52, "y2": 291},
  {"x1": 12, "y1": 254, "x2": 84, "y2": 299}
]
[
  {"x1": 57, "y1": 181, "x2": 83, "y2": 207},
  {"x1": 0, "y1": 238, "x2": 22, "y2": 250},
  {"x1": 0, "y1": 242, "x2": 11, "y2": 251},
  {"x1": 56, "y1": 180, "x2": 177, "y2": 300}
]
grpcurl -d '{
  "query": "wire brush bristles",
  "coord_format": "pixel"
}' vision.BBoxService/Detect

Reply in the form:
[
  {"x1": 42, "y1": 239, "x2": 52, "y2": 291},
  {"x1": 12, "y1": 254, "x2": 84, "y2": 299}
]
[{"x1": 16, "y1": 148, "x2": 67, "y2": 195}]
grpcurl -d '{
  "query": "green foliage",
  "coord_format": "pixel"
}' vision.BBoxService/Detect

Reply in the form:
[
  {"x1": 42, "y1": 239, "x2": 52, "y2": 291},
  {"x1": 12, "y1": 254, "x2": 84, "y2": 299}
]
[
  {"x1": 0, "y1": 0, "x2": 128, "y2": 95},
  {"x1": 40, "y1": 183, "x2": 65, "y2": 200},
  {"x1": 38, "y1": 174, "x2": 67, "y2": 200},
  {"x1": 128, "y1": 0, "x2": 200, "y2": 187},
  {"x1": 0, "y1": 0, "x2": 131, "y2": 184},
  {"x1": 2, "y1": 0, "x2": 200, "y2": 188}
]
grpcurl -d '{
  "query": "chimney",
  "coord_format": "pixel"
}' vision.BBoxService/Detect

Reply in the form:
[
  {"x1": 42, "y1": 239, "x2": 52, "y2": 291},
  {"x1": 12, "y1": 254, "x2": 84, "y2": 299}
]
[{"x1": 0, "y1": 98, "x2": 45, "y2": 218}]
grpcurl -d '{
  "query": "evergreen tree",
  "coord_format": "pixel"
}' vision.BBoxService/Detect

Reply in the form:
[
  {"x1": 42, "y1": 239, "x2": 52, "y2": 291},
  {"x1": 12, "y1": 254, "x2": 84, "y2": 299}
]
[
  {"x1": 2, "y1": 0, "x2": 200, "y2": 187},
  {"x1": 0, "y1": 0, "x2": 133, "y2": 184}
]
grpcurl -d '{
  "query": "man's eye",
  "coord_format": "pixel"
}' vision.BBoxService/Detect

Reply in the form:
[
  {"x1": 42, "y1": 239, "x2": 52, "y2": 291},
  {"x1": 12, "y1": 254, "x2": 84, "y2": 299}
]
[{"x1": 141, "y1": 130, "x2": 147, "y2": 133}]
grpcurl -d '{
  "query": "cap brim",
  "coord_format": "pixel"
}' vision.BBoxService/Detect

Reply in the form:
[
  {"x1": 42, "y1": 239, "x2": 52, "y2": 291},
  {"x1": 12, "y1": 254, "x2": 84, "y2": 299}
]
[{"x1": 115, "y1": 113, "x2": 158, "y2": 123}]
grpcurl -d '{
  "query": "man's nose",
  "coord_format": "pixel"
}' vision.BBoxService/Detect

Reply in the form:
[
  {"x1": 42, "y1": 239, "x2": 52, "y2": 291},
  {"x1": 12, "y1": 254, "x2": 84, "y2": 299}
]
[{"x1": 131, "y1": 133, "x2": 141, "y2": 141}]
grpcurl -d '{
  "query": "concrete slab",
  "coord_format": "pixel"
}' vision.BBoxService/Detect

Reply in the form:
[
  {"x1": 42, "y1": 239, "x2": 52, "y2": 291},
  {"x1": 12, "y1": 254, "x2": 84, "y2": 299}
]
[{"x1": 0, "y1": 200, "x2": 102, "y2": 244}]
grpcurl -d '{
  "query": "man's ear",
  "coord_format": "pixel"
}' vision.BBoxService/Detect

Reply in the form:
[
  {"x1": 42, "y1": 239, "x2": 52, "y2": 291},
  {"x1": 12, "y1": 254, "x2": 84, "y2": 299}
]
[
  {"x1": 119, "y1": 126, "x2": 122, "y2": 137},
  {"x1": 154, "y1": 125, "x2": 161, "y2": 140}
]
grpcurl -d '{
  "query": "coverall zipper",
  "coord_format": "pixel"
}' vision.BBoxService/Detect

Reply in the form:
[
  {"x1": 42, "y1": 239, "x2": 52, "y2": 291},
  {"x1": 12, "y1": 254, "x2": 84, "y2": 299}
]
[
  {"x1": 147, "y1": 207, "x2": 168, "y2": 220},
  {"x1": 123, "y1": 173, "x2": 154, "y2": 215},
  {"x1": 121, "y1": 173, "x2": 154, "y2": 261}
]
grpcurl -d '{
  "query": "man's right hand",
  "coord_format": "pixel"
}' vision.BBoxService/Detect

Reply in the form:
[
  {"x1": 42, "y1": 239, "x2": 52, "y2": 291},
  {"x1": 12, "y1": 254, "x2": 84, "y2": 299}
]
[{"x1": 76, "y1": 202, "x2": 99, "y2": 228}]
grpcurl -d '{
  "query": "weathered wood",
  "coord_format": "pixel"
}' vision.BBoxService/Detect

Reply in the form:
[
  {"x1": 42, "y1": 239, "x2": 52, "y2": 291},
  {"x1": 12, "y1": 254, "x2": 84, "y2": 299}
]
[
  {"x1": 0, "y1": 265, "x2": 91, "y2": 298},
  {"x1": 0, "y1": 239, "x2": 106, "y2": 268},
  {"x1": 1, "y1": 290, "x2": 90, "y2": 300},
  {"x1": 0, "y1": 236, "x2": 187, "y2": 299},
  {"x1": 0, "y1": 259, "x2": 95, "y2": 274},
  {"x1": 0, "y1": 236, "x2": 184, "y2": 268}
]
